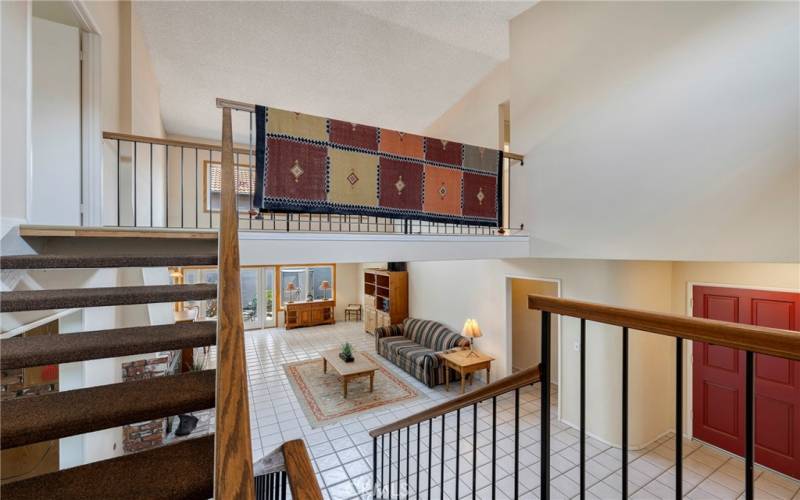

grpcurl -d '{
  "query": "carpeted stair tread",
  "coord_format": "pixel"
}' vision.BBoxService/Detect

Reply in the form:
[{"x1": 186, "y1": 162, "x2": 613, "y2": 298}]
[
  {"x1": 0, "y1": 284, "x2": 217, "y2": 312},
  {"x1": 1, "y1": 322, "x2": 217, "y2": 370},
  {"x1": 1, "y1": 370, "x2": 216, "y2": 449},
  {"x1": 0, "y1": 253, "x2": 218, "y2": 269},
  {"x1": 1, "y1": 435, "x2": 214, "y2": 500}
]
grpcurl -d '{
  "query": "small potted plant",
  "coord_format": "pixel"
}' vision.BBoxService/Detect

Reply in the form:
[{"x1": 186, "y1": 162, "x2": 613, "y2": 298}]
[{"x1": 339, "y1": 342, "x2": 354, "y2": 363}]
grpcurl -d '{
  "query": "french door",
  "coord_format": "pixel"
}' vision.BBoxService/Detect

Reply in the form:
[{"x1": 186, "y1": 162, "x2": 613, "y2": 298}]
[
  {"x1": 184, "y1": 267, "x2": 276, "y2": 330},
  {"x1": 241, "y1": 267, "x2": 277, "y2": 330}
]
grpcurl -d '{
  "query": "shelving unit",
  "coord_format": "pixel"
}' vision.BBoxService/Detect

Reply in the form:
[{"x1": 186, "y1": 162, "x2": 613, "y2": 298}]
[{"x1": 363, "y1": 269, "x2": 408, "y2": 334}]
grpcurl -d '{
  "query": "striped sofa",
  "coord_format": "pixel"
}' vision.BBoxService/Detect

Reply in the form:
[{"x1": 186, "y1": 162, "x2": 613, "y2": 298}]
[{"x1": 375, "y1": 318, "x2": 470, "y2": 388}]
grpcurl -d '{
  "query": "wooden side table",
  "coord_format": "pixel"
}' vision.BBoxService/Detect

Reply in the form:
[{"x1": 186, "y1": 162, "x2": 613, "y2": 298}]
[{"x1": 441, "y1": 349, "x2": 495, "y2": 394}]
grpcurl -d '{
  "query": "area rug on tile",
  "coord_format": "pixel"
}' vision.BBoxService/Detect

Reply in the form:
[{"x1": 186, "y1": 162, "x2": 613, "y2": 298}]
[{"x1": 283, "y1": 353, "x2": 424, "y2": 428}]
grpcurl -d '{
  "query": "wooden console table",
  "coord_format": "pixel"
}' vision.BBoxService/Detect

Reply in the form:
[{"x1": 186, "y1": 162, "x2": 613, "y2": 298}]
[{"x1": 283, "y1": 300, "x2": 335, "y2": 329}]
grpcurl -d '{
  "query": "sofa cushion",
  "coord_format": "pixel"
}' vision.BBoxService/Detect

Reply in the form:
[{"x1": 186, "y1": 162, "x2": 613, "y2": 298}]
[
  {"x1": 378, "y1": 335, "x2": 439, "y2": 382},
  {"x1": 403, "y1": 318, "x2": 467, "y2": 351}
]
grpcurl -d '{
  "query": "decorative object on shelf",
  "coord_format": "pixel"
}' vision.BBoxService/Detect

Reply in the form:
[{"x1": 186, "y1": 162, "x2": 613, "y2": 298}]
[
  {"x1": 461, "y1": 318, "x2": 482, "y2": 358},
  {"x1": 253, "y1": 105, "x2": 503, "y2": 227},
  {"x1": 285, "y1": 282, "x2": 298, "y2": 303},
  {"x1": 339, "y1": 342, "x2": 354, "y2": 363},
  {"x1": 320, "y1": 280, "x2": 331, "y2": 300}
]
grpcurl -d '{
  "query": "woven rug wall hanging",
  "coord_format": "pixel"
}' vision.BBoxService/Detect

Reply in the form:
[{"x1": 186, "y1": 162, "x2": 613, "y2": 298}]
[{"x1": 253, "y1": 105, "x2": 503, "y2": 227}]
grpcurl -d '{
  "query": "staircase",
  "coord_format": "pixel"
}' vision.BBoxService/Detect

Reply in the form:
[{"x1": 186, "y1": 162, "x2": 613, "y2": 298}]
[
  {"x1": 0, "y1": 253, "x2": 219, "y2": 498},
  {"x1": 0, "y1": 104, "x2": 324, "y2": 499}
]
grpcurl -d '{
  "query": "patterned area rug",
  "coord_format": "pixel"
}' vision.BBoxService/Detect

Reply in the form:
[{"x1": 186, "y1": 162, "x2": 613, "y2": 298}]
[{"x1": 284, "y1": 352, "x2": 424, "y2": 428}]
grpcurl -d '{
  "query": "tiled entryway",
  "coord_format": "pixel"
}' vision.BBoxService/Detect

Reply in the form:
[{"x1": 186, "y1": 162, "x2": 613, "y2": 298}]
[{"x1": 238, "y1": 322, "x2": 799, "y2": 499}]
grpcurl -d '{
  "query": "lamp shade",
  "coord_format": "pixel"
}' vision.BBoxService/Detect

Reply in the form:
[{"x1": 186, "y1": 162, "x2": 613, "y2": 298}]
[
  {"x1": 319, "y1": 280, "x2": 331, "y2": 290},
  {"x1": 461, "y1": 318, "x2": 482, "y2": 338}
]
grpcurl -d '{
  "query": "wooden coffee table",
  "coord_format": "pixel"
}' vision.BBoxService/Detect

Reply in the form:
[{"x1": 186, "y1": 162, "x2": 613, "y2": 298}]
[{"x1": 321, "y1": 349, "x2": 379, "y2": 398}]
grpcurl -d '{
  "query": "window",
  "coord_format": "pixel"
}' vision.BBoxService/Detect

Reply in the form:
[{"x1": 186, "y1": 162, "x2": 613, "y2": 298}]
[
  {"x1": 279, "y1": 265, "x2": 334, "y2": 306},
  {"x1": 204, "y1": 160, "x2": 255, "y2": 213}
]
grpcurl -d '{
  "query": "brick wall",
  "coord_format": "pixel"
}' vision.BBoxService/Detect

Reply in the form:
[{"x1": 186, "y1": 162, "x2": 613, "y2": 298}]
[{"x1": 121, "y1": 356, "x2": 169, "y2": 453}]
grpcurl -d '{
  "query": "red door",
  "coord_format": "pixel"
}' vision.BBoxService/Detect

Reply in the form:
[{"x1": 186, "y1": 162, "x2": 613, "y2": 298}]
[{"x1": 692, "y1": 285, "x2": 800, "y2": 478}]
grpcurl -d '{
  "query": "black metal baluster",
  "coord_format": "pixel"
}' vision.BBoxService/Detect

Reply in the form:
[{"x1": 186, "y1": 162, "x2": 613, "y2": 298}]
[
  {"x1": 407, "y1": 425, "x2": 410, "y2": 498},
  {"x1": 149, "y1": 143, "x2": 153, "y2": 227},
  {"x1": 514, "y1": 388, "x2": 520, "y2": 499},
  {"x1": 267, "y1": 473, "x2": 272, "y2": 500},
  {"x1": 389, "y1": 431, "x2": 393, "y2": 498},
  {"x1": 209, "y1": 149, "x2": 213, "y2": 228},
  {"x1": 541, "y1": 311, "x2": 551, "y2": 500},
  {"x1": 492, "y1": 396, "x2": 497, "y2": 500},
  {"x1": 116, "y1": 140, "x2": 121, "y2": 226},
  {"x1": 133, "y1": 142, "x2": 138, "y2": 226},
  {"x1": 472, "y1": 403, "x2": 478, "y2": 500},
  {"x1": 455, "y1": 409, "x2": 461, "y2": 500},
  {"x1": 675, "y1": 337, "x2": 683, "y2": 500},
  {"x1": 440, "y1": 414, "x2": 445, "y2": 500},
  {"x1": 745, "y1": 351, "x2": 754, "y2": 500},
  {"x1": 281, "y1": 471, "x2": 287, "y2": 500},
  {"x1": 165, "y1": 145, "x2": 169, "y2": 227},
  {"x1": 428, "y1": 419, "x2": 433, "y2": 500},
  {"x1": 622, "y1": 326, "x2": 629, "y2": 498},
  {"x1": 180, "y1": 147, "x2": 184, "y2": 227},
  {"x1": 195, "y1": 149, "x2": 199, "y2": 228},
  {"x1": 580, "y1": 318, "x2": 586, "y2": 500},
  {"x1": 397, "y1": 430, "x2": 401, "y2": 499},
  {"x1": 373, "y1": 436, "x2": 378, "y2": 500},
  {"x1": 417, "y1": 422, "x2": 421, "y2": 500},
  {"x1": 382, "y1": 433, "x2": 385, "y2": 497}
]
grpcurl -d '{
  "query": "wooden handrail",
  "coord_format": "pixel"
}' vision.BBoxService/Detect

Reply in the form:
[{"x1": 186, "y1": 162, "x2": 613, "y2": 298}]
[
  {"x1": 369, "y1": 365, "x2": 540, "y2": 438},
  {"x1": 283, "y1": 439, "x2": 324, "y2": 500},
  {"x1": 529, "y1": 294, "x2": 800, "y2": 361},
  {"x1": 213, "y1": 106, "x2": 255, "y2": 498},
  {"x1": 102, "y1": 131, "x2": 252, "y2": 156}
]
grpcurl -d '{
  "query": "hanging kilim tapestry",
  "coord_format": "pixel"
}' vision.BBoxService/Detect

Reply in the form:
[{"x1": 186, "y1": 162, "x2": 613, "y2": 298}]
[{"x1": 253, "y1": 105, "x2": 503, "y2": 227}]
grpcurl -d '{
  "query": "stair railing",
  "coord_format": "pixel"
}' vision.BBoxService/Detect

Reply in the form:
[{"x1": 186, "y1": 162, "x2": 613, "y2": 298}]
[
  {"x1": 217, "y1": 101, "x2": 324, "y2": 500},
  {"x1": 529, "y1": 294, "x2": 800, "y2": 500},
  {"x1": 215, "y1": 103, "x2": 255, "y2": 498},
  {"x1": 368, "y1": 366, "x2": 540, "y2": 499}
]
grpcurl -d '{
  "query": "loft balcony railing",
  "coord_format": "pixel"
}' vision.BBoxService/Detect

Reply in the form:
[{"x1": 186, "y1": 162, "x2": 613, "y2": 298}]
[{"x1": 102, "y1": 127, "x2": 524, "y2": 236}]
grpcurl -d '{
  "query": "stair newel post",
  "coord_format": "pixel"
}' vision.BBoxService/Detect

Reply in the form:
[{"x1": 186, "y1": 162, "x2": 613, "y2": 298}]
[{"x1": 214, "y1": 104, "x2": 255, "y2": 499}]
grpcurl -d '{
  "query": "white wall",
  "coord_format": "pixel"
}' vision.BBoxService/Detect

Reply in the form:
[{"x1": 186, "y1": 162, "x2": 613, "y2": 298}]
[
  {"x1": 31, "y1": 17, "x2": 81, "y2": 226},
  {"x1": 425, "y1": 60, "x2": 509, "y2": 149},
  {"x1": 510, "y1": 1, "x2": 799, "y2": 262},
  {"x1": 1, "y1": 1, "x2": 32, "y2": 235}
]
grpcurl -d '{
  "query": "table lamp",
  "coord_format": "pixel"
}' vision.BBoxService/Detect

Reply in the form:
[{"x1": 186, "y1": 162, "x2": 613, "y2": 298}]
[
  {"x1": 461, "y1": 318, "x2": 482, "y2": 358},
  {"x1": 319, "y1": 280, "x2": 331, "y2": 300}
]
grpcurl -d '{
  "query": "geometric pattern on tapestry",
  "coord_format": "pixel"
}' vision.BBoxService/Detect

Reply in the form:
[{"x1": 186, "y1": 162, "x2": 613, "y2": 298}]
[{"x1": 254, "y1": 105, "x2": 503, "y2": 227}]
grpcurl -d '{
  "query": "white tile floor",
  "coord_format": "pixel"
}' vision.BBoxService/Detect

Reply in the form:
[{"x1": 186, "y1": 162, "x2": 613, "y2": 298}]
[{"x1": 233, "y1": 322, "x2": 799, "y2": 500}]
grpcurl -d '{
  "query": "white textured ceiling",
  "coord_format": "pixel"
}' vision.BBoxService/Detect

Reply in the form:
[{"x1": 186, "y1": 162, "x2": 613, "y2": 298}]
[{"x1": 134, "y1": 1, "x2": 533, "y2": 143}]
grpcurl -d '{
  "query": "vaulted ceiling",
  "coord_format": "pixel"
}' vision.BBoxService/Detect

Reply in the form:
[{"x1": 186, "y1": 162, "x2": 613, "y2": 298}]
[{"x1": 134, "y1": 1, "x2": 533, "y2": 142}]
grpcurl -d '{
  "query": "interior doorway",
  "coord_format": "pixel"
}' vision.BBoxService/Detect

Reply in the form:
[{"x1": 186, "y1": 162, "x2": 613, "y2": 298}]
[
  {"x1": 508, "y1": 278, "x2": 559, "y2": 384},
  {"x1": 691, "y1": 284, "x2": 800, "y2": 479}
]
